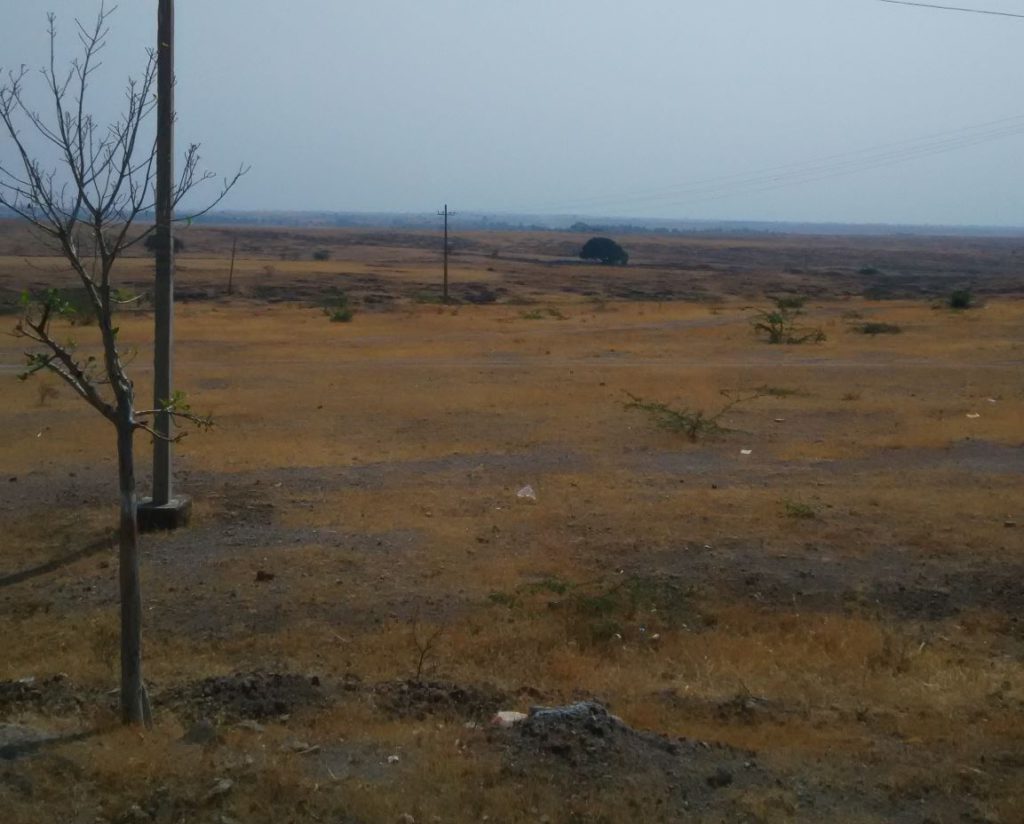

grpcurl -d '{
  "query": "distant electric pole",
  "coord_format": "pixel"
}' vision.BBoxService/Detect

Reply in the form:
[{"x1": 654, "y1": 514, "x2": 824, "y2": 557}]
[
  {"x1": 437, "y1": 204, "x2": 456, "y2": 303},
  {"x1": 227, "y1": 235, "x2": 237, "y2": 296}
]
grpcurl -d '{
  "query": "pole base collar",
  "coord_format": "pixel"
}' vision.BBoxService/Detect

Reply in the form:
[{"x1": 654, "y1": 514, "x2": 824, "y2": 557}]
[{"x1": 138, "y1": 495, "x2": 192, "y2": 532}]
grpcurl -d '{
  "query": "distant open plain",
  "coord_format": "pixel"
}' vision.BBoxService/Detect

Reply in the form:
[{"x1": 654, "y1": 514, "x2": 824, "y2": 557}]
[{"x1": 1, "y1": 222, "x2": 1021, "y2": 822}]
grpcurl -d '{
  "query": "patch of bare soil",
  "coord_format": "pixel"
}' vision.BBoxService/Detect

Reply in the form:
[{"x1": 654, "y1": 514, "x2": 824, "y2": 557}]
[
  {"x1": 634, "y1": 539, "x2": 1024, "y2": 625},
  {"x1": 158, "y1": 671, "x2": 327, "y2": 723},
  {"x1": 372, "y1": 679, "x2": 508, "y2": 722}
]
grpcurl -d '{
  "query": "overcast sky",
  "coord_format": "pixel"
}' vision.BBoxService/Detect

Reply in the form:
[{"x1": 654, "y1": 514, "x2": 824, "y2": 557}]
[{"x1": 1, "y1": 0, "x2": 1022, "y2": 225}]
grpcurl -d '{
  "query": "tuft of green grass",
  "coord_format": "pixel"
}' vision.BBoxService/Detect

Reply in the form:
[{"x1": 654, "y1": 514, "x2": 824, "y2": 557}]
[
  {"x1": 520, "y1": 307, "x2": 566, "y2": 320},
  {"x1": 521, "y1": 576, "x2": 573, "y2": 596},
  {"x1": 756, "y1": 385, "x2": 803, "y2": 398},
  {"x1": 412, "y1": 292, "x2": 445, "y2": 305},
  {"x1": 784, "y1": 500, "x2": 817, "y2": 519}
]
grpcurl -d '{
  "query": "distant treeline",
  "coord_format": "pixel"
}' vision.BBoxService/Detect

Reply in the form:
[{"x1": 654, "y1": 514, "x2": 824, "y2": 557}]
[{"x1": 3, "y1": 206, "x2": 1022, "y2": 238}]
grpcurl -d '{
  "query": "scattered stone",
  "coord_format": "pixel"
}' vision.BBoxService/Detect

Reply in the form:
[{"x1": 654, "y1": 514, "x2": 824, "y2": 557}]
[
  {"x1": 255, "y1": 570, "x2": 275, "y2": 582},
  {"x1": 181, "y1": 719, "x2": 219, "y2": 746},
  {"x1": 397, "y1": 814, "x2": 416, "y2": 824},
  {"x1": 204, "y1": 778, "x2": 233, "y2": 803},
  {"x1": 516, "y1": 485, "x2": 537, "y2": 502},
  {"x1": 121, "y1": 804, "x2": 148, "y2": 823},
  {"x1": 282, "y1": 739, "x2": 320, "y2": 755},
  {"x1": 1005, "y1": 521, "x2": 1017, "y2": 528},
  {"x1": 341, "y1": 673, "x2": 363, "y2": 692},
  {"x1": 235, "y1": 720, "x2": 265, "y2": 733}
]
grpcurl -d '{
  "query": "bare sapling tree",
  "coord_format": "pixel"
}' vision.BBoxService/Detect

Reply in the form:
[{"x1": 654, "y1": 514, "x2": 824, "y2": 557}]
[{"x1": 0, "y1": 3, "x2": 245, "y2": 726}]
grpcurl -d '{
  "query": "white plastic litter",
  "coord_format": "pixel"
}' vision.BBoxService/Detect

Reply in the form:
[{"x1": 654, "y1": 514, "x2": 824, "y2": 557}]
[
  {"x1": 740, "y1": 449, "x2": 753, "y2": 456},
  {"x1": 491, "y1": 711, "x2": 528, "y2": 728},
  {"x1": 386, "y1": 754, "x2": 400, "y2": 764},
  {"x1": 966, "y1": 413, "x2": 981, "y2": 419},
  {"x1": 516, "y1": 485, "x2": 537, "y2": 502}
]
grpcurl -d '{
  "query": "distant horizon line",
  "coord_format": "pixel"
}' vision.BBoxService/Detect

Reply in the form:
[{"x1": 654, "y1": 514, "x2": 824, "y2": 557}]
[
  {"x1": 177, "y1": 208, "x2": 1024, "y2": 237},
  {"x1": 2, "y1": 206, "x2": 1023, "y2": 236}
]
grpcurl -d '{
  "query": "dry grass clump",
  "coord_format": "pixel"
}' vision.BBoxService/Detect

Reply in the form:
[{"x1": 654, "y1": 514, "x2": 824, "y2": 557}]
[{"x1": 2, "y1": 269, "x2": 1022, "y2": 820}]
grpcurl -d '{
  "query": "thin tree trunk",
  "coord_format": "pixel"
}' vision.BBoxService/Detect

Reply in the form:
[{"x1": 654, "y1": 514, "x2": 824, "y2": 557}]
[{"x1": 116, "y1": 418, "x2": 151, "y2": 727}]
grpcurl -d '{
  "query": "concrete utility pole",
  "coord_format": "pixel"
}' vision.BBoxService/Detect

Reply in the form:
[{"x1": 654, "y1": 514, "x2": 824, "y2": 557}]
[
  {"x1": 437, "y1": 204, "x2": 456, "y2": 303},
  {"x1": 140, "y1": 0, "x2": 190, "y2": 530}
]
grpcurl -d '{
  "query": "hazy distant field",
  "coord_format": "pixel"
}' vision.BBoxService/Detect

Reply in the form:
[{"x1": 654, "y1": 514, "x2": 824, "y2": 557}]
[{"x1": 1, "y1": 222, "x2": 1021, "y2": 822}]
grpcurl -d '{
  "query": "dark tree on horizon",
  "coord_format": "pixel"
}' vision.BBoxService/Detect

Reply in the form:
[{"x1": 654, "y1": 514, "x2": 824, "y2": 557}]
[{"x1": 580, "y1": 236, "x2": 629, "y2": 266}]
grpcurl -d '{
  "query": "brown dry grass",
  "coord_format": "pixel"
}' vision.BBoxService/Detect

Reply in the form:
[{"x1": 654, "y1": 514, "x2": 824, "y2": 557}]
[{"x1": 1, "y1": 225, "x2": 1022, "y2": 822}]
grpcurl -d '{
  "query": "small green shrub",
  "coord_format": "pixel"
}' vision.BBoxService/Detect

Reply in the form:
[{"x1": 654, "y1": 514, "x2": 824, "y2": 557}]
[
  {"x1": 858, "y1": 265, "x2": 880, "y2": 276},
  {"x1": 948, "y1": 289, "x2": 974, "y2": 310},
  {"x1": 312, "y1": 249, "x2": 331, "y2": 261},
  {"x1": 520, "y1": 307, "x2": 565, "y2": 320},
  {"x1": 772, "y1": 295, "x2": 806, "y2": 311},
  {"x1": 520, "y1": 576, "x2": 572, "y2": 596},
  {"x1": 412, "y1": 292, "x2": 445, "y2": 305},
  {"x1": 323, "y1": 289, "x2": 354, "y2": 322},
  {"x1": 751, "y1": 297, "x2": 825, "y2": 345},
  {"x1": 857, "y1": 322, "x2": 902, "y2": 335},
  {"x1": 625, "y1": 389, "x2": 764, "y2": 442},
  {"x1": 487, "y1": 591, "x2": 519, "y2": 608}
]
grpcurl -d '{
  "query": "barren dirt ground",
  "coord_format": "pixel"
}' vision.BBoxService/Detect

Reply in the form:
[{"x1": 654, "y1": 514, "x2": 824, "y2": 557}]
[{"x1": 1, "y1": 224, "x2": 1022, "y2": 823}]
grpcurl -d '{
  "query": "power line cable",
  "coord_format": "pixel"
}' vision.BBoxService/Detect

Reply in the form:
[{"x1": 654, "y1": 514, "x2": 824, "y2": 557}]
[
  {"x1": 520, "y1": 115, "x2": 1024, "y2": 214},
  {"x1": 878, "y1": 0, "x2": 1024, "y2": 19}
]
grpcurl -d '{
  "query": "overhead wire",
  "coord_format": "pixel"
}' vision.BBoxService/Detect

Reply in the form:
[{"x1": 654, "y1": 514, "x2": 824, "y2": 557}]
[
  {"x1": 878, "y1": 1, "x2": 1024, "y2": 19},
  {"x1": 521, "y1": 114, "x2": 1024, "y2": 215}
]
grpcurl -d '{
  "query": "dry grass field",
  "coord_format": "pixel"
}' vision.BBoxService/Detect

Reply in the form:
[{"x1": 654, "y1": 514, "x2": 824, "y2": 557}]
[{"x1": 0, "y1": 222, "x2": 1022, "y2": 823}]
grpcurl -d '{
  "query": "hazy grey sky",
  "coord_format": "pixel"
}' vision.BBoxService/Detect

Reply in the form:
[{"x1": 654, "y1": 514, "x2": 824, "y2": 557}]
[{"x1": 2, "y1": 1, "x2": 1022, "y2": 225}]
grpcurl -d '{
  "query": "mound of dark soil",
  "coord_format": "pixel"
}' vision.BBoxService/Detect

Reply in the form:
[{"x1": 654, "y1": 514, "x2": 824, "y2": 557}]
[
  {"x1": 373, "y1": 679, "x2": 506, "y2": 722},
  {"x1": 160, "y1": 671, "x2": 326, "y2": 723},
  {"x1": 0, "y1": 675, "x2": 92, "y2": 719},
  {"x1": 500, "y1": 702, "x2": 771, "y2": 817},
  {"x1": 509, "y1": 701, "x2": 682, "y2": 767}
]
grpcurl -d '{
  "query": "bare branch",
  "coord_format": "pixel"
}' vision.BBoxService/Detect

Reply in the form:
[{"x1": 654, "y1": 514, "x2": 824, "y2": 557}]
[{"x1": 15, "y1": 306, "x2": 115, "y2": 422}]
